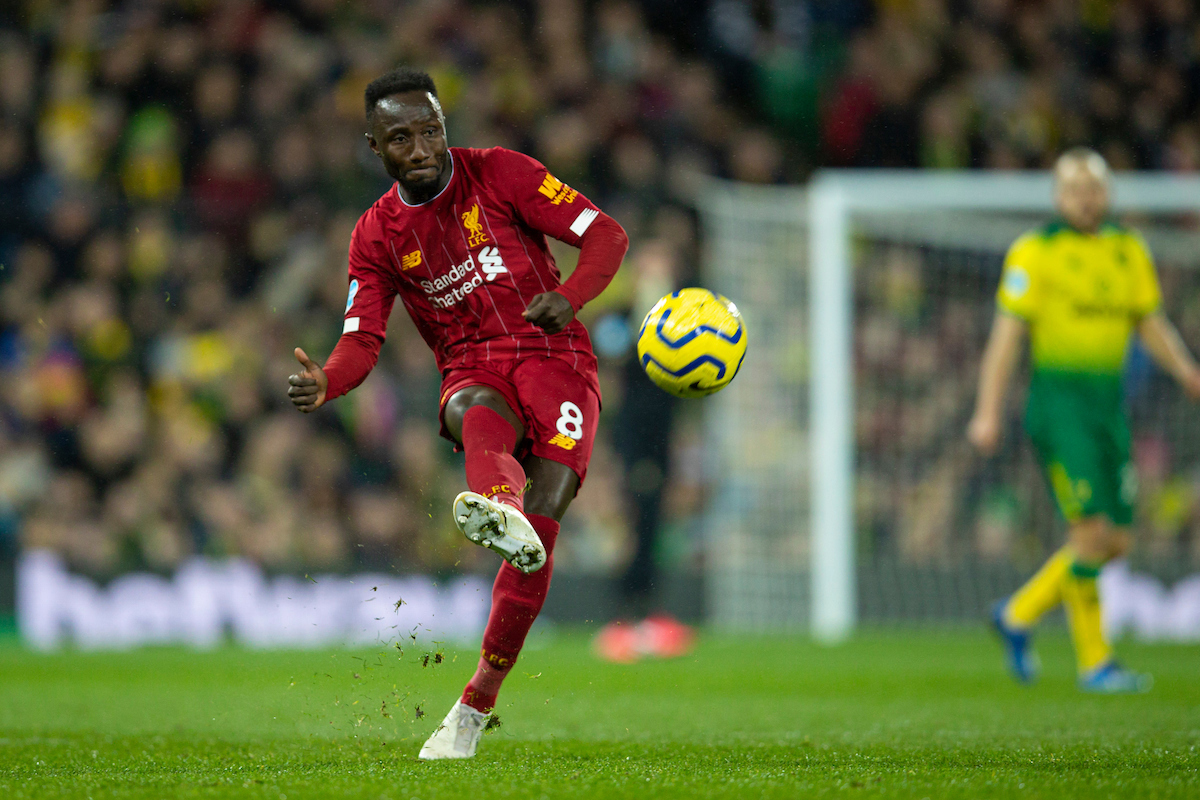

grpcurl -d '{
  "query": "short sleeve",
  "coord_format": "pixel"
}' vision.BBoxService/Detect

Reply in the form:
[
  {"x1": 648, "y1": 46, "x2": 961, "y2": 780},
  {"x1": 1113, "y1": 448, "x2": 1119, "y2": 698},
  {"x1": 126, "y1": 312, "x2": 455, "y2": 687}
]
[
  {"x1": 997, "y1": 233, "x2": 1041, "y2": 320},
  {"x1": 343, "y1": 214, "x2": 397, "y2": 341},
  {"x1": 1126, "y1": 232, "x2": 1162, "y2": 320},
  {"x1": 485, "y1": 148, "x2": 603, "y2": 246}
]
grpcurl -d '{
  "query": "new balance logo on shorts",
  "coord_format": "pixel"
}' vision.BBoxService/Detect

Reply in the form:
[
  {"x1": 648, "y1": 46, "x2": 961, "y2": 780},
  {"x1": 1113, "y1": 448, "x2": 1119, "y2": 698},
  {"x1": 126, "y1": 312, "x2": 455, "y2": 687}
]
[{"x1": 548, "y1": 433, "x2": 577, "y2": 450}]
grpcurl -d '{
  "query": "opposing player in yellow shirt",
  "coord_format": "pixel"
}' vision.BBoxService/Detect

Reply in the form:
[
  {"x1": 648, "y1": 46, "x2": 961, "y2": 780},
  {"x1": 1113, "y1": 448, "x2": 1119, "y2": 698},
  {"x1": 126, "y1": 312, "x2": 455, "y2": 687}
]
[{"x1": 968, "y1": 148, "x2": 1200, "y2": 693}]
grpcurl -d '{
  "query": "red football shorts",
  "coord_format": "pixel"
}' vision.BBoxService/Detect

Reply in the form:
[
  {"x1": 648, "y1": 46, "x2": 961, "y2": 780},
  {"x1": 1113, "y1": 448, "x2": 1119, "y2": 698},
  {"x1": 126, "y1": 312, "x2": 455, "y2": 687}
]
[{"x1": 438, "y1": 355, "x2": 601, "y2": 485}]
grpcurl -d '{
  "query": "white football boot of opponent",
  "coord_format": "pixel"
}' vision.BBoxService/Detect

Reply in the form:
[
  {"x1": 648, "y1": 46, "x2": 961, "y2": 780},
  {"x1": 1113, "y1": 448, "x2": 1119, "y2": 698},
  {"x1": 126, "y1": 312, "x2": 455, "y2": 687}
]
[
  {"x1": 418, "y1": 700, "x2": 488, "y2": 760},
  {"x1": 452, "y1": 491, "x2": 546, "y2": 574}
]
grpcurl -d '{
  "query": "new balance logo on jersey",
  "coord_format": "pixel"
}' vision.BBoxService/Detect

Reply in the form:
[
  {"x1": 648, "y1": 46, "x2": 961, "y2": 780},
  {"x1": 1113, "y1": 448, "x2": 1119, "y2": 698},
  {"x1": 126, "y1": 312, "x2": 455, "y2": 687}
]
[
  {"x1": 538, "y1": 173, "x2": 578, "y2": 205},
  {"x1": 401, "y1": 250, "x2": 422, "y2": 270},
  {"x1": 479, "y1": 247, "x2": 508, "y2": 281}
]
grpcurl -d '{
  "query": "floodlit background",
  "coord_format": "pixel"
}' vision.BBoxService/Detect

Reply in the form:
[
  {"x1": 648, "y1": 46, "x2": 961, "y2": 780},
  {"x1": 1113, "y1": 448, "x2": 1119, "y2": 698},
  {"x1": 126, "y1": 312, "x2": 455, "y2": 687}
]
[{"x1": 2, "y1": 0, "x2": 1200, "y2": 643}]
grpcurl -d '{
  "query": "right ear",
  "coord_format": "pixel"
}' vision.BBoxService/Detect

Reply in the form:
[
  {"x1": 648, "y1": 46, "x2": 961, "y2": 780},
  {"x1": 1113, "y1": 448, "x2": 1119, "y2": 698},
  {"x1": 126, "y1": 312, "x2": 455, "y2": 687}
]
[{"x1": 366, "y1": 133, "x2": 381, "y2": 158}]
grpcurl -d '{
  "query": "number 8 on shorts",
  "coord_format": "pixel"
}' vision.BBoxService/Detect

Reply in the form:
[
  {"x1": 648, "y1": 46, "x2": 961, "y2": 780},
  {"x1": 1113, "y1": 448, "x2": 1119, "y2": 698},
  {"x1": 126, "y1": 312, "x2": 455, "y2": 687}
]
[{"x1": 556, "y1": 401, "x2": 584, "y2": 440}]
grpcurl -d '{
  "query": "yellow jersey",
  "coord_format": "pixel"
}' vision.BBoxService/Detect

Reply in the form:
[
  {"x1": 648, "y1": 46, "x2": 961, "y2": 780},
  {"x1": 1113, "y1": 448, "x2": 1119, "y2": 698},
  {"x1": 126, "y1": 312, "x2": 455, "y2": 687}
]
[{"x1": 996, "y1": 220, "x2": 1161, "y2": 376}]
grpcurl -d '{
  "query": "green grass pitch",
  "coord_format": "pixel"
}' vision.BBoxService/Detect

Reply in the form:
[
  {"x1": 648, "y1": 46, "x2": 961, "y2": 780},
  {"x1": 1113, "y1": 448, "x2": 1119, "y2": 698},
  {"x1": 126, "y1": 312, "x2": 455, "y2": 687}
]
[{"x1": 0, "y1": 630, "x2": 1196, "y2": 798}]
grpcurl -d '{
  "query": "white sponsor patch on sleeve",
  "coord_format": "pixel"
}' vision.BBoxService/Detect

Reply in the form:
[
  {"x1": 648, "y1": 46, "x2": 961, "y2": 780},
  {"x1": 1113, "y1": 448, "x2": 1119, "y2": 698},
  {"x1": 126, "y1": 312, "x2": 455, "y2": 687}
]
[
  {"x1": 1002, "y1": 266, "x2": 1030, "y2": 298},
  {"x1": 343, "y1": 316, "x2": 360, "y2": 334},
  {"x1": 569, "y1": 208, "x2": 599, "y2": 236}
]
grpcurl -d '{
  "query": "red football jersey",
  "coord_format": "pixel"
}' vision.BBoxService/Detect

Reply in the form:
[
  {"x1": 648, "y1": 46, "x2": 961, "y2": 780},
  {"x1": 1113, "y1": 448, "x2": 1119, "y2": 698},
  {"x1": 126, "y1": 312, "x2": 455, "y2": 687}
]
[{"x1": 342, "y1": 147, "x2": 605, "y2": 380}]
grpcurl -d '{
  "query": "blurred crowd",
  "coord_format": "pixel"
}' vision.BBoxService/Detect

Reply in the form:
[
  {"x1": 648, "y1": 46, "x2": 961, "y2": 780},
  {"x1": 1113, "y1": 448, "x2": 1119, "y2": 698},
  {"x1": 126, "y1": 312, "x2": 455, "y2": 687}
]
[
  {"x1": 799, "y1": 0, "x2": 1200, "y2": 171},
  {"x1": 4, "y1": 0, "x2": 1200, "y2": 582},
  {"x1": 0, "y1": 0, "x2": 725, "y2": 580}
]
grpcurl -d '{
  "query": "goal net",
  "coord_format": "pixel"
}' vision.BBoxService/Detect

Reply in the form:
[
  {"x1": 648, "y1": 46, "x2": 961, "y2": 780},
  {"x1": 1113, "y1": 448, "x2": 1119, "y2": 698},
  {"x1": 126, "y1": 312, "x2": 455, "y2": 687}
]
[
  {"x1": 701, "y1": 184, "x2": 810, "y2": 631},
  {"x1": 697, "y1": 173, "x2": 1200, "y2": 636}
]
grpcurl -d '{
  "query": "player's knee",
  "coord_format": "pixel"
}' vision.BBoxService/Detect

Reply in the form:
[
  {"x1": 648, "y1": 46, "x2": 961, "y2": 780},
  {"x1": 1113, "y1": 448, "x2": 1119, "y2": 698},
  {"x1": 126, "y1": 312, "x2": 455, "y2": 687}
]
[
  {"x1": 523, "y1": 487, "x2": 573, "y2": 521},
  {"x1": 522, "y1": 458, "x2": 579, "y2": 522},
  {"x1": 444, "y1": 387, "x2": 524, "y2": 442},
  {"x1": 1106, "y1": 529, "x2": 1133, "y2": 561},
  {"x1": 1068, "y1": 516, "x2": 1111, "y2": 562}
]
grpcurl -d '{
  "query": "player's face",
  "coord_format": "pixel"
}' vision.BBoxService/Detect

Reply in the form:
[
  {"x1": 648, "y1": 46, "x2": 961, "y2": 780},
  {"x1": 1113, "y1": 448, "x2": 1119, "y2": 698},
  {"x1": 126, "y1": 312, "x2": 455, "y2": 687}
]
[
  {"x1": 367, "y1": 91, "x2": 449, "y2": 201},
  {"x1": 1055, "y1": 162, "x2": 1109, "y2": 233}
]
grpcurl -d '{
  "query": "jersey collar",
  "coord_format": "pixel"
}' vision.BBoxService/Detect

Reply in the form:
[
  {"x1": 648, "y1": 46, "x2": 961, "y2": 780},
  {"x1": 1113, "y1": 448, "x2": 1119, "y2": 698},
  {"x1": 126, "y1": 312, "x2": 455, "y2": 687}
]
[
  {"x1": 1044, "y1": 215, "x2": 1121, "y2": 237},
  {"x1": 395, "y1": 149, "x2": 456, "y2": 208}
]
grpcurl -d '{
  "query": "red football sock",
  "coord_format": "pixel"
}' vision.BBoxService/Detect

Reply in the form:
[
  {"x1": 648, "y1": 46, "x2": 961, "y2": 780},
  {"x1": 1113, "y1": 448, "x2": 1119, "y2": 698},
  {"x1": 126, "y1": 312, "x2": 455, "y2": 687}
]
[
  {"x1": 462, "y1": 405, "x2": 525, "y2": 510},
  {"x1": 461, "y1": 514, "x2": 560, "y2": 712}
]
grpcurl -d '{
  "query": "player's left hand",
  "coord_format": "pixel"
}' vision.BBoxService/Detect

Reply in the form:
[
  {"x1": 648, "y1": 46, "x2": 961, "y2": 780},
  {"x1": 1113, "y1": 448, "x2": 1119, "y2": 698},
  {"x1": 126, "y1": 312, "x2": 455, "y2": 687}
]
[{"x1": 523, "y1": 291, "x2": 575, "y2": 335}]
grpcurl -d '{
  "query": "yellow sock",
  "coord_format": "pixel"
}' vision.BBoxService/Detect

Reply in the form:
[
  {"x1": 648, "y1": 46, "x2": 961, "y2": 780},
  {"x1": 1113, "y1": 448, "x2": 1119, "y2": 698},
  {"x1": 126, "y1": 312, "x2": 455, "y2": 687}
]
[
  {"x1": 1061, "y1": 561, "x2": 1112, "y2": 674},
  {"x1": 1004, "y1": 546, "x2": 1073, "y2": 629}
]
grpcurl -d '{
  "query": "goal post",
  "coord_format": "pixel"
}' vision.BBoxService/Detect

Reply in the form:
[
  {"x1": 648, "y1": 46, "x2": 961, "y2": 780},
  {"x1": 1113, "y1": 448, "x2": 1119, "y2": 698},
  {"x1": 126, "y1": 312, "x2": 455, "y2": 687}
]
[{"x1": 698, "y1": 170, "x2": 1200, "y2": 641}]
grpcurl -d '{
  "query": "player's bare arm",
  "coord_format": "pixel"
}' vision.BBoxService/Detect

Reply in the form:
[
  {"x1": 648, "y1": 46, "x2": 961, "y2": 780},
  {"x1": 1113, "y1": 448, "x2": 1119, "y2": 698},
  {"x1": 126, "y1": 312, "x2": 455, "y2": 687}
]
[
  {"x1": 287, "y1": 347, "x2": 328, "y2": 413},
  {"x1": 1137, "y1": 312, "x2": 1200, "y2": 400},
  {"x1": 968, "y1": 312, "x2": 1026, "y2": 455}
]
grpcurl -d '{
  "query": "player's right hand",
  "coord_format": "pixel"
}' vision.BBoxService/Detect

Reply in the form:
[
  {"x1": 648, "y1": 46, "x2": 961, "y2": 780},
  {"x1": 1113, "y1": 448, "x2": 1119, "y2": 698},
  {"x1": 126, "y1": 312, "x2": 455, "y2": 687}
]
[
  {"x1": 967, "y1": 411, "x2": 1001, "y2": 456},
  {"x1": 288, "y1": 347, "x2": 328, "y2": 413}
]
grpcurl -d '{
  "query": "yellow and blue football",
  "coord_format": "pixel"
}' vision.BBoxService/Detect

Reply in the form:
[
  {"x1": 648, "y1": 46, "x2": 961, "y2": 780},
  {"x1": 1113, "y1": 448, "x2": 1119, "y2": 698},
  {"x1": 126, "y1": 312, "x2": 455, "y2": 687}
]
[{"x1": 636, "y1": 288, "x2": 747, "y2": 398}]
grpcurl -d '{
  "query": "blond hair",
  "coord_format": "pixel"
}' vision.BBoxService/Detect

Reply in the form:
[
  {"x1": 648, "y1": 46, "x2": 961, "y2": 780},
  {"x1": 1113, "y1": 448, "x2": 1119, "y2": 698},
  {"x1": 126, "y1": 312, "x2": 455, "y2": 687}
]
[{"x1": 1054, "y1": 147, "x2": 1110, "y2": 183}]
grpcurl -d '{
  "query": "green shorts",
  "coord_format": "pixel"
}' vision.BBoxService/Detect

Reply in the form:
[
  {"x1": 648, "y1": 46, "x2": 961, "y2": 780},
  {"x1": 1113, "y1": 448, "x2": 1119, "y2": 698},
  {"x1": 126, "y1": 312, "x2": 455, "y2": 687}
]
[{"x1": 1025, "y1": 372, "x2": 1135, "y2": 526}]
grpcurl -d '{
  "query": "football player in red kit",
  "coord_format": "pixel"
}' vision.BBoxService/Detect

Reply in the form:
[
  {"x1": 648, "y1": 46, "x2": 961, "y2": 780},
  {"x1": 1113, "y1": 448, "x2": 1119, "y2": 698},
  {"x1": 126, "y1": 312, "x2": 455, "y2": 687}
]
[{"x1": 286, "y1": 68, "x2": 628, "y2": 759}]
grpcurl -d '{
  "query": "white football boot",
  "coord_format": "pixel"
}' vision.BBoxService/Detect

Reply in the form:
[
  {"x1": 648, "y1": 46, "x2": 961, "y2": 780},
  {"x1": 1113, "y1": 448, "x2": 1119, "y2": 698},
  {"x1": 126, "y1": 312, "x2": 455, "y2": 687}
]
[
  {"x1": 452, "y1": 491, "x2": 546, "y2": 574},
  {"x1": 418, "y1": 700, "x2": 488, "y2": 760}
]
